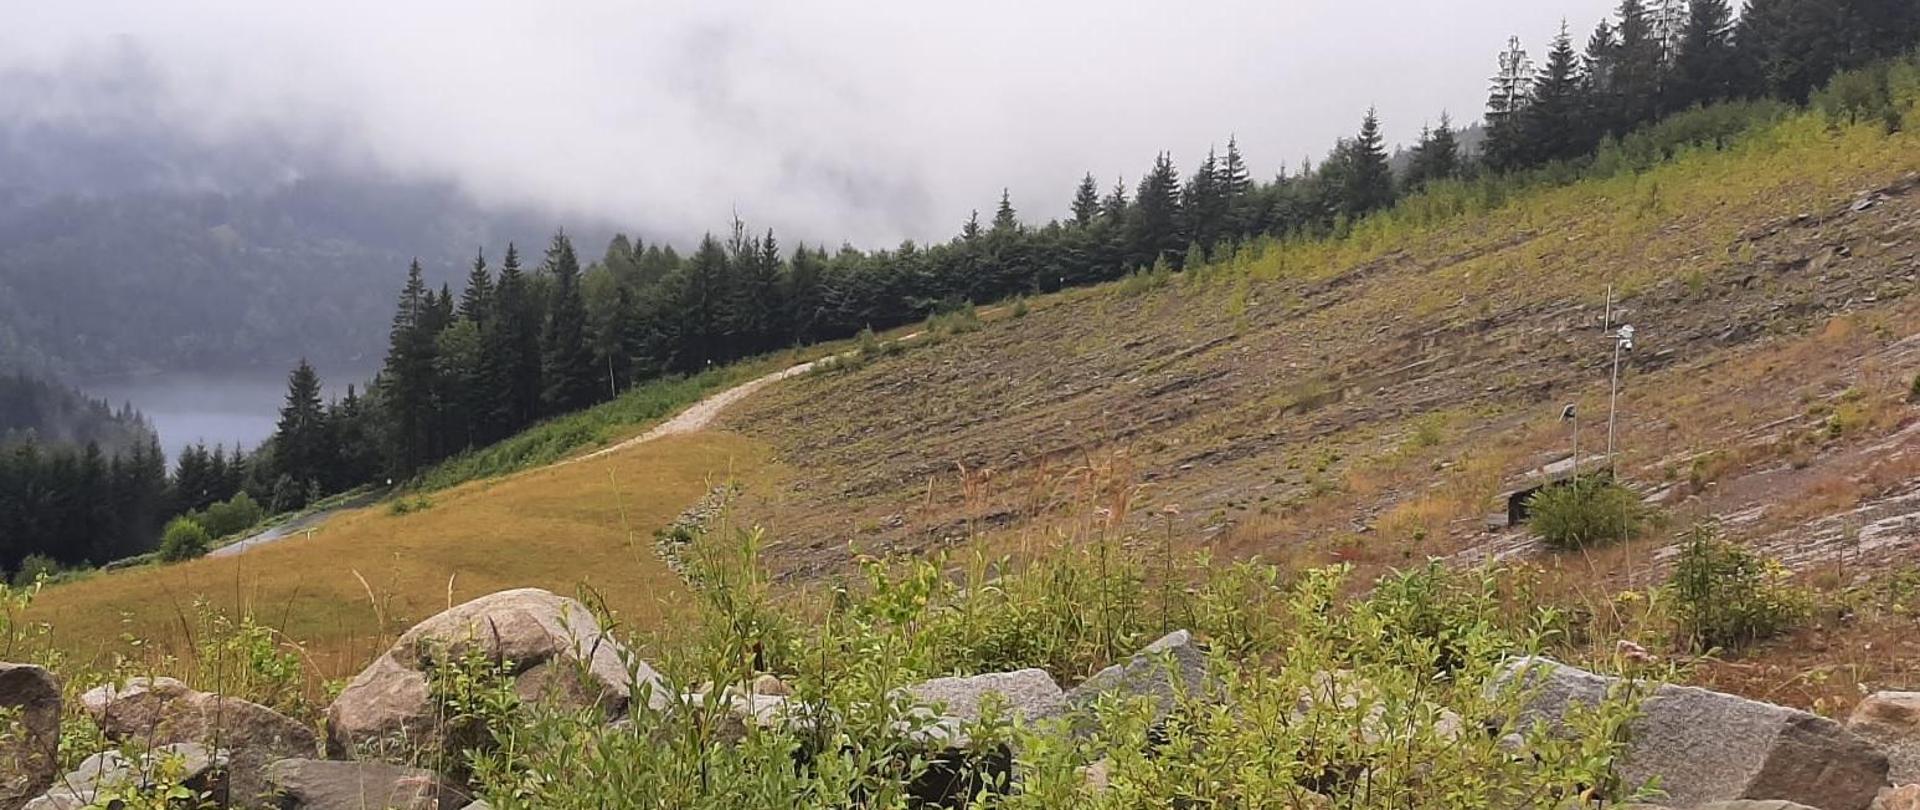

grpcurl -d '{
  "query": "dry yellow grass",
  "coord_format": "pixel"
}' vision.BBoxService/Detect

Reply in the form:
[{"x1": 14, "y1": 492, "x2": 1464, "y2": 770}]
[{"x1": 28, "y1": 431, "x2": 771, "y2": 680}]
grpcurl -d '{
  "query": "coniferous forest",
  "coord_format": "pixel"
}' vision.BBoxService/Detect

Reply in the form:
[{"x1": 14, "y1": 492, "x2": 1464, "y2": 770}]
[{"x1": 3, "y1": 0, "x2": 1916, "y2": 577}]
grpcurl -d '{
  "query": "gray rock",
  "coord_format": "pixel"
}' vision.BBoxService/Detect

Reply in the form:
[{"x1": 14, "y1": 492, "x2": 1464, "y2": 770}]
[
  {"x1": 908, "y1": 668, "x2": 1067, "y2": 728},
  {"x1": 80, "y1": 676, "x2": 316, "y2": 806},
  {"x1": 27, "y1": 743, "x2": 226, "y2": 810},
  {"x1": 1850, "y1": 692, "x2": 1920, "y2": 784},
  {"x1": 264, "y1": 759, "x2": 467, "y2": 810},
  {"x1": 1063, "y1": 630, "x2": 1210, "y2": 725},
  {"x1": 1500, "y1": 658, "x2": 1888, "y2": 810},
  {"x1": 326, "y1": 588, "x2": 664, "y2": 759},
  {"x1": 0, "y1": 663, "x2": 61, "y2": 810}
]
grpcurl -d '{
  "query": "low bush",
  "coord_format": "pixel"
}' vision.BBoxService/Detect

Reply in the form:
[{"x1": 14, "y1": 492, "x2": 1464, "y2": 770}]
[
  {"x1": 199, "y1": 491, "x2": 264, "y2": 538},
  {"x1": 1668, "y1": 522, "x2": 1808, "y2": 652},
  {"x1": 157, "y1": 517, "x2": 211, "y2": 562},
  {"x1": 1527, "y1": 477, "x2": 1646, "y2": 550}
]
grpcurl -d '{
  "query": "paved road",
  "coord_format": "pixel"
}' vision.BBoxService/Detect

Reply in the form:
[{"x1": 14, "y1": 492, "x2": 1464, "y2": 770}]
[{"x1": 209, "y1": 489, "x2": 384, "y2": 558}]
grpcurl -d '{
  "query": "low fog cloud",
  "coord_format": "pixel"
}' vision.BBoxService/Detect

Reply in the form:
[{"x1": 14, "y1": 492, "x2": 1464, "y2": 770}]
[{"x1": 3, "y1": 0, "x2": 1614, "y2": 247}]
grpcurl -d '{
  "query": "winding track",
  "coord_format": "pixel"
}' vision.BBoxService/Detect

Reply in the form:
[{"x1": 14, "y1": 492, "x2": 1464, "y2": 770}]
[{"x1": 212, "y1": 354, "x2": 832, "y2": 556}]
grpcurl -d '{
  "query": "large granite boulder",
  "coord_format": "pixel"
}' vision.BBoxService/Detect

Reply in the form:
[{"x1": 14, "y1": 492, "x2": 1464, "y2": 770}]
[
  {"x1": 900, "y1": 668, "x2": 1068, "y2": 808},
  {"x1": 264, "y1": 759, "x2": 467, "y2": 810},
  {"x1": 906, "y1": 667, "x2": 1068, "y2": 745},
  {"x1": 1851, "y1": 692, "x2": 1920, "y2": 784},
  {"x1": 80, "y1": 676, "x2": 316, "y2": 806},
  {"x1": 1062, "y1": 630, "x2": 1210, "y2": 728},
  {"x1": 26, "y1": 743, "x2": 225, "y2": 810},
  {"x1": 1500, "y1": 658, "x2": 1888, "y2": 810},
  {"x1": 0, "y1": 663, "x2": 60, "y2": 810},
  {"x1": 326, "y1": 588, "x2": 664, "y2": 759}
]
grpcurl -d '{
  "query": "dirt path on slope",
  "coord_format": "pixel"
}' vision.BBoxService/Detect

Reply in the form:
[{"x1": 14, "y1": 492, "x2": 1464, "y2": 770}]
[{"x1": 569, "y1": 358, "x2": 825, "y2": 464}]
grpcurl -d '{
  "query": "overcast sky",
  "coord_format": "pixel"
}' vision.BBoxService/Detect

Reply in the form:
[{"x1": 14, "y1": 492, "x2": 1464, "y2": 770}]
[{"x1": 4, "y1": 1, "x2": 1617, "y2": 248}]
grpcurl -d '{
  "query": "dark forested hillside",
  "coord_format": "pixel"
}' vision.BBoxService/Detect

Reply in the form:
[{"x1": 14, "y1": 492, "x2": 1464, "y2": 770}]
[{"x1": 0, "y1": 372, "x2": 154, "y2": 454}]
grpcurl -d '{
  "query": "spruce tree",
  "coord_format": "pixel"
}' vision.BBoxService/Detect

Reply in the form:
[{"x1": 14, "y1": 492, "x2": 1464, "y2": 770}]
[
  {"x1": 381, "y1": 260, "x2": 436, "y2": 478},
  {"x1": 1217, "y1": 136, "x2": 1254, "y2": 236},
  {"x1": 1525, "y1": 23, "x2": 1589, "y2": 165},
  {"x1": 271, "y1": 358, "x2": 330, "y2": 494},
  {"x1": 1671, "y1": 0, "x2": 1737, "y2": 108},
  {"x1": 1130, "y1": 153, "x2": 1185, "y2": 269},
  {"x1": 458, "y1": 248, "x2": 493, "y2": 324},
  {"x1": 1341, "y1": 109, "x2": 1395, "y2": 220},
  {"x1": 1584, "y1": 20, "x2": 1622, "y2": 133},
  {"x1": 961, "y1": 210, "x2": 982, "y2": 241},
  {"x1": 1613, "y1": 0, "x2": 1666, "y2": 128},
  {"x1": 485, "y1": 243, "x2": 543, "y2": 437},
  {"x1": 1100, "y1": 178, "x2": 1130, "y2": 222},
  {"x1": 1070, "y1": 174, "x2": 1100, "y2": 226},
  {"x1": 539, "y1": 231, "x2": 599, "y2": 414},
  {"x1": 1483, "y1": 36, "x2": 1536, "y2": 170},
  {"x1": 992, "y1": 189, "x2": 1019, "y2": 232},
  {"x1": 1405, "y1": 115, "x2": 1462, "y2": 191},
  {"x1": 1183, "y1": 147, "x2": 1224, "y2": 255}
]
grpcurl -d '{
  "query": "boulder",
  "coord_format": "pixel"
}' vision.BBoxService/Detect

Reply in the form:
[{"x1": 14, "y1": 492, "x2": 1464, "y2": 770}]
[
  {"x1": 1500, "y1": 658, "x2": 1888, "y2": 810},
  {"x1": 26, "y1": 743, "x2": 225, "y2": 810},
  {"x1": 1063, "y1": 630, "x2": 1210, "y2": 727},
  {"x1": 1852, "y1": 692, "x2": 1920, "y2": 784},
  {"x1": 907, "y1": 668, "x2": 1067, "y2": 738},
  {"x1": 326, "y1": 588, "x2": 664, "y2": 759},
  {"x1": 80, "y1": 676, "x2": 316, "y2": 806},
  {"x1": 264, "y1": 759, "x2": 467, "y2": 810},
  {"x1": 1876, "y1": 785, "x2": 1920, "y2": 810},
  {"x1": 899, "y1": 668, "x2": 1068, "y2": 808},
  {"x1": 0, "y1": 663, "x2": 60, "y2": 810}
]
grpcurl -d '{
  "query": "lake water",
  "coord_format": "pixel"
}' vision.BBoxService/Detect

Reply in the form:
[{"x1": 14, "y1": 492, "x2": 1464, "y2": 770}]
[{"x1": 85, "y1": 368, "x2": 375, "y2": 462}]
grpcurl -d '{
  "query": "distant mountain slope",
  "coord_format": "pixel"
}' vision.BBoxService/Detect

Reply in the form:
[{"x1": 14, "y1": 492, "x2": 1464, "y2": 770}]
[{"x1": 0, "y1": 125, "x2": 612, "y2": 377}]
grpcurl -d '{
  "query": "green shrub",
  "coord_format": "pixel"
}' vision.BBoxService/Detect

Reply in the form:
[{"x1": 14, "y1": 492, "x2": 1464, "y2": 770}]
[
  {"x1": 924, "y1": 303, "x2": 982, "y2": 337},
  {"x1": 1527, "y1": 478, "x2": 1646, "y2": 550},
  {"x1": 1668, "y1": 523, "x2": 1808, "y2": 651},
  {"x1": 200, "y1": 491, "x2": 263, "y2": 538},
  {"x1": 1815, "y1": 63, "x2": 1899, "y2": 130},
  {"x1": 1010, "y1": 296, "x2": 1029, "y2": 318},
  {"x1": 157, "y1": 517, "x2": 212, "y2": 562},
  {"x1": 1909, "y1": 371, "x2": 1919, "y2": 403},
  {"x1": 9, "y1": 554, "x2": 59, "y2": 587}
]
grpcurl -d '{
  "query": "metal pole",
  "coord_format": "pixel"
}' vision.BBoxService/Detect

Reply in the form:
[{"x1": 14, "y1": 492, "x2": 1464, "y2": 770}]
[{"x1": 1607, "y1": 339, "x2": 1622, "y2": 464}]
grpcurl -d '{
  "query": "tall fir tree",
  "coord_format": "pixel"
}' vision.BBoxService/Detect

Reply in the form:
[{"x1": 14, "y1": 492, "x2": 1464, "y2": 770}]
[
  {"x1": 992, "y1": 189, "x2": 1019, "y2": 232},
  {"x1": 1100, "y1": 178, "x2": 1130, "y2": 222},
  {"x1": 1182, "y1": 147, "x2": 1225, "y2": 255},
  {"x1": 1524, "y1": 23, "x2": 1590, "y2": 165},
  {"x1": 539, "y1": 231, "x2": 599, "y2": 414},
  {"x1": 1340, "y1": 109, "x2": 1396, "y2": 220},
  {"x1": 485, "y1": 243, "x2": 543, "y2": 438},
  {"x1": 458, "y1": 248, "x2": 493, "y2": 324},
  {"x1": 381, "y1": 260, "x2": 436, "y2": 479},
  {"x1": 1070, "y1": 174, "x2": 1101, "y2": 226},
  {"x1": 1671, "y1": 0, "x2": 1737, "y2": 108},
  {"x1": 1404, "y1": 114, "x2": 1462, "y2": 191},
  {"x1": 1130, "y1": 153, "x2": 1185, "y2": 269},
  {"x1": 1483, "y1": 36, "x2": 1536, "y2": 170},
  {"x1": 1217, "y1": 136, "x2": 1255, "y2": 235},
  {"x1": 270, "y1": 358, "x2": 330, "y2": 495},
  {"x1": 1612, "y1": 0, "x2": 1667, "y2": 129}
]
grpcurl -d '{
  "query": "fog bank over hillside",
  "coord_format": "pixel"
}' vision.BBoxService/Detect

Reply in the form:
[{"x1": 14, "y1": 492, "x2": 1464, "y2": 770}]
[{"x1": 3, "y1": 0, "x2": 1615, "y2": 246}]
